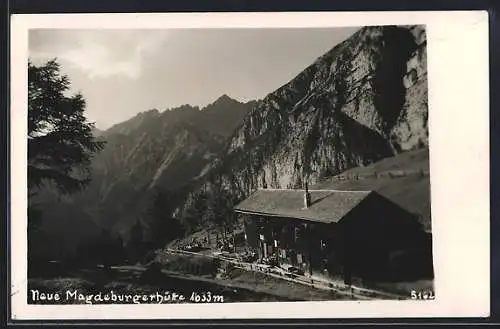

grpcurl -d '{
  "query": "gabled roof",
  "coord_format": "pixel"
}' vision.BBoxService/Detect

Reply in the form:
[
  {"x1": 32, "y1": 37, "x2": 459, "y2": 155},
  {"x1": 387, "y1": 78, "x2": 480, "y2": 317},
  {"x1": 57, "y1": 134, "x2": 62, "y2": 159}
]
[{"x1": 233, "y1": 188, "x2": 373, "y2": 224}]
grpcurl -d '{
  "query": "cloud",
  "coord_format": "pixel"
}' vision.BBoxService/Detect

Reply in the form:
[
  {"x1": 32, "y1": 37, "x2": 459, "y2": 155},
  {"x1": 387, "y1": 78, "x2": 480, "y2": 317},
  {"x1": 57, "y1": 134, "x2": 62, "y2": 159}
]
[
  {"x1": 27, "y1": 27, "x2": 360, "y2": 130},
  {"x1": 29, "y1": 29, "x2": 169, "y2": 79}
]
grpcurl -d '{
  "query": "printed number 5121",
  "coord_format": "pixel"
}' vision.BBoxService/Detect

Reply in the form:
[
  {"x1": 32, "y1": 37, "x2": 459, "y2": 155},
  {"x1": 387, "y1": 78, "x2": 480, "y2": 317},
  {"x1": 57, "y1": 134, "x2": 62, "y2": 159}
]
[{"x1": 410, "y1": 290, "x2": 435, "y2": 300}]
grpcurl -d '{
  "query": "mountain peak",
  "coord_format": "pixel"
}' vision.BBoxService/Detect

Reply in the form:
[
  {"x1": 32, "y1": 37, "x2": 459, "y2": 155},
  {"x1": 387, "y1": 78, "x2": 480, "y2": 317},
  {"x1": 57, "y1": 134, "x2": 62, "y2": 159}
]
[{"x1": 213, "y1": 94, "x2": 238, "y2": 104}]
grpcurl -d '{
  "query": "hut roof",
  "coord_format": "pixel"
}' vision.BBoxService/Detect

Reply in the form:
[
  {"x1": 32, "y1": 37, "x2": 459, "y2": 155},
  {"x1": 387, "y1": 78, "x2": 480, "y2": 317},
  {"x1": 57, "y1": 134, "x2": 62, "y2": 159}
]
[{"x1": 233, "y1": 188, "x2": 373, "y2": 224}]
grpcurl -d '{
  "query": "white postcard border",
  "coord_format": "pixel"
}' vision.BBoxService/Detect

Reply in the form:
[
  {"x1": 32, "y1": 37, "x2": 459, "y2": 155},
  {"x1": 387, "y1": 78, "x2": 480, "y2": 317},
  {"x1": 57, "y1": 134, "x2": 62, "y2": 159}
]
[{"x1": 10, "y1": 11, "x2": 490, "y2": 320}]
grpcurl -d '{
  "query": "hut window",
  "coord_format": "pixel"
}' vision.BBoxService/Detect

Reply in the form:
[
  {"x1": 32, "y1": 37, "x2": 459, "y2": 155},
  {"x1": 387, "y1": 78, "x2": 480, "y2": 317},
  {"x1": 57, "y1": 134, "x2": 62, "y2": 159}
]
[
  {"x1": 294, "y1": 227, "x2": 301, "y2": 242},
  {"x1": 320, "y1": 240, "x2": 326, "y2": 250}
]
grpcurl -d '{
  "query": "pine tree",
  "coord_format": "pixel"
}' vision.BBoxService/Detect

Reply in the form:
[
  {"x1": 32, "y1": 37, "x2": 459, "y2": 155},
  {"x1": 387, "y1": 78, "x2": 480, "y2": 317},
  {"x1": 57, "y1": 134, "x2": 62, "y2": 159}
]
[
  {"x1": 127, "y1": 220, "x2": 145, "y2": 263},
  {"x1": 147, "y1": 188, "x2": 184, "y2": 247},
  {"x1": 28, "y1": 59, "x2": 105, "y2": 196},
  {"x1": 201, "y1": 192, "x2": 216, "y2": 228},
  {"x1": 27, "y1": 59, "x2": 106, "y2": 270}
]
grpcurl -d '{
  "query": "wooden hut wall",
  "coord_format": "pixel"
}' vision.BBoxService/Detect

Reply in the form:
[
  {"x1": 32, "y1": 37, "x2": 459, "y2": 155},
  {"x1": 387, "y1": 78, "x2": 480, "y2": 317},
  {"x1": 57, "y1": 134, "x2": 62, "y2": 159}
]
[
  {"x1": 338, "y1": 194, "x2": 428, "y2": 281},
  {"x1": 242, "y1": 214, "x2": 259, "y2": 249}
]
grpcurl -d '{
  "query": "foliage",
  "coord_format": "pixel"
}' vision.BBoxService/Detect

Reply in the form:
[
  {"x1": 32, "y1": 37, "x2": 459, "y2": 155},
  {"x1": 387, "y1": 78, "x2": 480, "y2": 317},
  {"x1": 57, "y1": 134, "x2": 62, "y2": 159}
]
[
  {"x1": 126, "y1": 220, "x2": 146, "y2": 262},
  {"x1": 73, "y1": 230, "x2": 127, "y2": 268},
  {"x1": 182, "y1": 186, "x2": 237, "y2": 233},
  {"x1": 28, "y1": 59, "x2": 105, "y2": 195},
  {"x1": 146, "y1": 188, "x2": 185, "y2": 248}
]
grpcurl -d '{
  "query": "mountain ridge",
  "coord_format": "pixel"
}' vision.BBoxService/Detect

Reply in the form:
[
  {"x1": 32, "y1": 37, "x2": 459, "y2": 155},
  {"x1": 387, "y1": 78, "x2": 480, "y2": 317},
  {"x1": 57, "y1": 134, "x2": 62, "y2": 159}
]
[
  {"x1": 29, "y1": 25, "x2": 429, "y2": 263},
  {"x1": 30, "y1": 94, "x2": 255, "y2": 259},
  {"x1": 174, "y1": 25, "x2": 429, "y2": 232}
]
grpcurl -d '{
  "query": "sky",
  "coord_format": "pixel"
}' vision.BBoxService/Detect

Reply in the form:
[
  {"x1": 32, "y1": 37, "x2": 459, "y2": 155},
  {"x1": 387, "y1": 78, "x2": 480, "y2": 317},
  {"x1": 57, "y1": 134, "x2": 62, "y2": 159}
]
[{"x1": 29, "y1": 27, "x2": 359, "y2": 130}]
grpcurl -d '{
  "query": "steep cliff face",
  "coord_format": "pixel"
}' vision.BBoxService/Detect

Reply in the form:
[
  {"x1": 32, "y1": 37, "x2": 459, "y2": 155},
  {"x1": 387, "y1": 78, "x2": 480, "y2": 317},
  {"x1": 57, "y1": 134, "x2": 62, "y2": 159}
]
[{"x1": 177, "y1": 25, "x2": 428, "y2": 223}]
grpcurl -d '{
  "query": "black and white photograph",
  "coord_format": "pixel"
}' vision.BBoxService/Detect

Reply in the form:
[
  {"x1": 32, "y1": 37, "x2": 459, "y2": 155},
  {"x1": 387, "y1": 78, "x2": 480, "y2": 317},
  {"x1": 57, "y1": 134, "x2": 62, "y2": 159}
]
[{"x1": 10, "y1": 11, "x2": 490, "y2": 320}]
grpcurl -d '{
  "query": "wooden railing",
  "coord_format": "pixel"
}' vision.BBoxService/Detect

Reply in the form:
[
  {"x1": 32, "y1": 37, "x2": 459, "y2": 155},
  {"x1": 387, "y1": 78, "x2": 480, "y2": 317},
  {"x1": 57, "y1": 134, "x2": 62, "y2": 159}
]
[{"x1": 162, "y1": 248, "x2": 407, "y2": 300}]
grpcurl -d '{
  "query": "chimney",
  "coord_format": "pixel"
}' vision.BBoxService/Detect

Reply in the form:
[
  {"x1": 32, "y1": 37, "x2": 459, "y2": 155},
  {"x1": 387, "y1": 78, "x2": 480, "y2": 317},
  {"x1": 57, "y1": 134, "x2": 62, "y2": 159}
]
[{"x1": 303, "y1": 181, "x2": 311, "y2": 208}]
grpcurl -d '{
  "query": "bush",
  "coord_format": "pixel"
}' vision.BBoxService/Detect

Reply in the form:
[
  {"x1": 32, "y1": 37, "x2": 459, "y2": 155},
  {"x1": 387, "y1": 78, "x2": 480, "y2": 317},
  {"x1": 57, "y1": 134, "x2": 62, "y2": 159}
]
[{"x1": 163, "y1": 255, "x2": 219, "y2": 277}]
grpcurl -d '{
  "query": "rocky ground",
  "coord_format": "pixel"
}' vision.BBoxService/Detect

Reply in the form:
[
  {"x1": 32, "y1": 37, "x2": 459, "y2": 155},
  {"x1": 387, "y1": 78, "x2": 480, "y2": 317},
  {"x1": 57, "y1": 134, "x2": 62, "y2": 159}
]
[{"x1": 27, "y1": 260, "x2": 354, "y2": 305}]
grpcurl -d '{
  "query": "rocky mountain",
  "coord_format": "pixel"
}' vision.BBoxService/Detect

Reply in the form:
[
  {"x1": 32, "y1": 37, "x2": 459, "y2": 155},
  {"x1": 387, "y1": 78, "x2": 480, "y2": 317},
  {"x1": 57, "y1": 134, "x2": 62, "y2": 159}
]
[
  {"x1": 29, "y1": 25, "x2": 429, "y2": 262},
  {"x1": 194, "y1": 94, "x2": 258, "y2": 139},
  {"x1": 30, "y1": 95, "x2": 254, "y2": 260},
  {"x1": 175, "y1": 25, "x2": 428, "y2": 229},
  {"x1": 89, "y1": 95, "x2": 254, "y2": 231}
]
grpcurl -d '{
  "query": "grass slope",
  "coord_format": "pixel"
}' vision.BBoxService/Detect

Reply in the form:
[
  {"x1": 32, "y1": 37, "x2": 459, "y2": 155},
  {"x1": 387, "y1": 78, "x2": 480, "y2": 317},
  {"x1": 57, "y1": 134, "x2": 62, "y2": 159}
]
[{"x1": 313, "y1": 148, "x2": 431, "y2": 232}]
